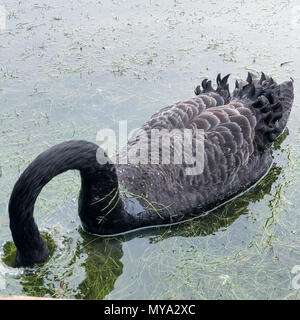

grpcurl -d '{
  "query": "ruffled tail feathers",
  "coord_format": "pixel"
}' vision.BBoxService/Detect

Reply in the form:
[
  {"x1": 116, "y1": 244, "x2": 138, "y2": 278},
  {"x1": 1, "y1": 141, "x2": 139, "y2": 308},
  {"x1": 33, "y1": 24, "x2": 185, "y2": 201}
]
[
  {"x1": 235, "y1": 73, "x2": 294, "y2": 145},
  {"x1": 194, "y1": 72, "x2": 294, "y2": 146},
  {"x1": 195, "y1": 73, "x2": 231, "y2": 105},
  {"x1": 194, "y1": 72, "x2": 275, "y2": 104}
]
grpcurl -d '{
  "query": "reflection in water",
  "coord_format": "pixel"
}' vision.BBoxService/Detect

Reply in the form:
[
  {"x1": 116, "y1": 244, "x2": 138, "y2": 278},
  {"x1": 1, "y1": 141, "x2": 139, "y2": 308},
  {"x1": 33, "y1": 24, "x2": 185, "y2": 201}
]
[{"x1": 75, "y1": 233, "x2": 124, "y2": 300}]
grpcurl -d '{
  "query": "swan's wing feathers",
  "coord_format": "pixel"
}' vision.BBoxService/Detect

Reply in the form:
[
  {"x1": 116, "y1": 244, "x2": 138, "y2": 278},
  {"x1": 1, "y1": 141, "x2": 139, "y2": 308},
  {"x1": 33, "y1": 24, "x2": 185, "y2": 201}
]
[
  {"x1": 142, "y1": 73, "x2": 232, "y2": 133},
  {"x1": 141, "y1": 95, "x2": 218, "y2": 132},
  {"x1": 126, "y1": 72, "x2": 293, "y2": 187},
  {"x1": 198, "y1": 104, "x2": 256, "y2": 186}
]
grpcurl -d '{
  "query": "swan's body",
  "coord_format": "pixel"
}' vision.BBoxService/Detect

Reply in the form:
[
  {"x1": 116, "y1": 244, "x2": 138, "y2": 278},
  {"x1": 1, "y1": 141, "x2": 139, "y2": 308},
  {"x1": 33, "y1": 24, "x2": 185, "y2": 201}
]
[{"x1": 8, "y1": 73, "x2": 294, "y2": 267}]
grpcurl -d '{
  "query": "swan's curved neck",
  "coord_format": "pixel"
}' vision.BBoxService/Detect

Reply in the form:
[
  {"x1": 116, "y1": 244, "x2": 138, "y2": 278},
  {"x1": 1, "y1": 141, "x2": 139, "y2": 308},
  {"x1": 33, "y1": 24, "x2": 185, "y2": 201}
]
[{"x1": 9, "y1": 140, "x2": 119, "y2": 267}]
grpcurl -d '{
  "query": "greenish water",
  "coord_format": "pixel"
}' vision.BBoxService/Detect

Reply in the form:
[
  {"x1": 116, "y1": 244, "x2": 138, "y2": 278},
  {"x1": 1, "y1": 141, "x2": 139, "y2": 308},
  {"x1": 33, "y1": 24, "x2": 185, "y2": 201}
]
[{"x1": 0, "y1": 0, "x2": 299, "y2": 299}]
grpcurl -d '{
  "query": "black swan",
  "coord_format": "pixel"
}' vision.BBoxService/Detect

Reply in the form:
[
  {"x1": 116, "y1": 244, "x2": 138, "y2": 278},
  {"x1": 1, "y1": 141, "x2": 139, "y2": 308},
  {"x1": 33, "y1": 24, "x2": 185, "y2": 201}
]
[{"x1": 8, "y1": 72, "x2": 294, "y2": 267}]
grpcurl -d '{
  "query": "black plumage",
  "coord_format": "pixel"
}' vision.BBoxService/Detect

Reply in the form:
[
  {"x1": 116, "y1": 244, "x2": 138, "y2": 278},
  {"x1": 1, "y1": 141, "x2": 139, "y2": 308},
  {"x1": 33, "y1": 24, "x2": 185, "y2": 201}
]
[{"x1": 8, "y1": 72, "x2": 294, "y2": 267}]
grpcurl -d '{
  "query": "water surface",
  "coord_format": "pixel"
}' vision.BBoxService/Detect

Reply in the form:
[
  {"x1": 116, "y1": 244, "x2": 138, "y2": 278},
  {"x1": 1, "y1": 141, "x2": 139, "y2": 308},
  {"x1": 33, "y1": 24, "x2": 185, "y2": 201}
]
[{"x1": 0, "y1": 0, "x2": 299, "y2": 299}]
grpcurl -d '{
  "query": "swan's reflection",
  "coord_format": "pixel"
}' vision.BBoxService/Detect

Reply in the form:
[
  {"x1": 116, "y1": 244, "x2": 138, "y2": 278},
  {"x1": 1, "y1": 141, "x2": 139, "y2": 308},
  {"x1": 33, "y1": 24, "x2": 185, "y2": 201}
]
[{"x1": 75, "y1": 234, "x2": 124, "y2": 299}]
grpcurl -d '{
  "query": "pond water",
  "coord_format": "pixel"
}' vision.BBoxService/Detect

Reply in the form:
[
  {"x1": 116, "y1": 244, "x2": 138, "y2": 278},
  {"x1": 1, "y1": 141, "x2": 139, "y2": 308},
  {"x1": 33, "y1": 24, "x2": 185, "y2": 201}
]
[{"x1": 0, "y1": 0, "x2": 299, "y2": 299}]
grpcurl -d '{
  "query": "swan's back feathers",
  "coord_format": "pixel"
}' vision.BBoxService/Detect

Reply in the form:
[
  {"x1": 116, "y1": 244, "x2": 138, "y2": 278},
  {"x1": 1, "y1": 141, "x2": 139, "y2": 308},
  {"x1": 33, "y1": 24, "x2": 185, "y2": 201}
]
[
  {"x1": 137, "y1": 72, "x2": 293, "y2": 149},
  {"x1": 141, "y1": 95, "x2": 215, "y2": 132},
  {"x1": 139, "y1": 74, "x2": 233, "y2": 134},
  {"x1": 118, "y1": 73, "x2": 293, "y2": 216}
]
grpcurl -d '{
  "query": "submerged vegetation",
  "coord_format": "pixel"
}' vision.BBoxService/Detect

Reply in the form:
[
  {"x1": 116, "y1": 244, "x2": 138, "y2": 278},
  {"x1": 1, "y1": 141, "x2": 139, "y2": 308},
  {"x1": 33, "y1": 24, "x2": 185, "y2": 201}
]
[{"x1": 0, "y1": 0, "x2": 299, "y2": 299}]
